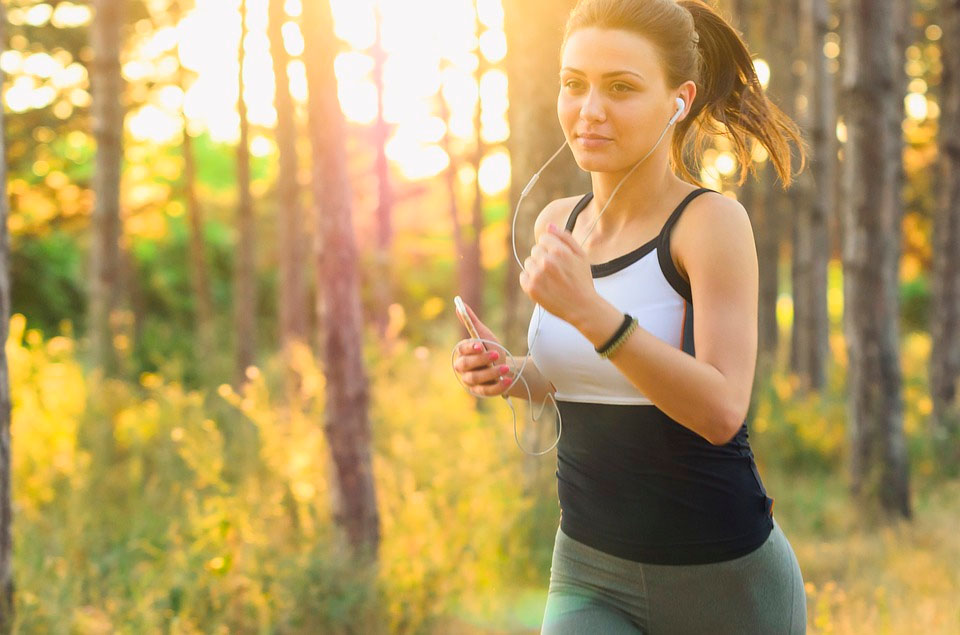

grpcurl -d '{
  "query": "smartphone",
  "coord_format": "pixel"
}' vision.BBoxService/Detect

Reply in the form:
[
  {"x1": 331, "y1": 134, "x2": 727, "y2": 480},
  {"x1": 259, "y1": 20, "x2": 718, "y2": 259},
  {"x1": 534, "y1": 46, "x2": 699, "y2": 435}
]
[{"x1": 454, "y1": 295, "x2": 484, "y2": 349}]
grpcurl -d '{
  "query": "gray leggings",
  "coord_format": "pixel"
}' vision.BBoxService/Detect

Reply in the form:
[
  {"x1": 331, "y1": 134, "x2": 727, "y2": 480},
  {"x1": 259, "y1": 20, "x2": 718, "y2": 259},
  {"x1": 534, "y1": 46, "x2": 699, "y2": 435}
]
[{"x1": 541, "y1": 518, "x2": 806, "y2": 634}]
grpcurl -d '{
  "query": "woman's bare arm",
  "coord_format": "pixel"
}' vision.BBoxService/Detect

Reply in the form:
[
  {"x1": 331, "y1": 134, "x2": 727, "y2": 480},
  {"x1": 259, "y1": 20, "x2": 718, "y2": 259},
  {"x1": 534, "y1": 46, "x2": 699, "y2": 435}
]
[{"x1": 502, "y1": 355, "x2": 556, "y2": 402}]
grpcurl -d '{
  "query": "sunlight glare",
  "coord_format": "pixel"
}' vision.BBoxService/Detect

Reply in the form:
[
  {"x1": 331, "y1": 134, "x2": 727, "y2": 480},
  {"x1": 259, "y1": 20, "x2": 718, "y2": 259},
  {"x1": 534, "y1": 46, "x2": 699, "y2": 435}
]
[{"x1": 478, "y1": 149, "x2": 510, "y2": 195}]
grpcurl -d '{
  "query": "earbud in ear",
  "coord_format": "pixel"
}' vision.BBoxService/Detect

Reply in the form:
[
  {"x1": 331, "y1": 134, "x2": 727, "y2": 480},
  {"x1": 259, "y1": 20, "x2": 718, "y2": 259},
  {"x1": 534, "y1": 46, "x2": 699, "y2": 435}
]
[{"x1": 669, "y1": 97, "x2": 686, "y2": 125}]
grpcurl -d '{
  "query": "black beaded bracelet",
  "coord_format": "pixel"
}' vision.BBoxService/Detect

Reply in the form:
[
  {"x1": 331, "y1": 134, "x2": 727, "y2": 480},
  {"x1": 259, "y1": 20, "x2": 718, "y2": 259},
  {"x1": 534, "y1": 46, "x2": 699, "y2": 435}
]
[{"x1": 595, "y1": 313, "x2": 634, "y2": 356}]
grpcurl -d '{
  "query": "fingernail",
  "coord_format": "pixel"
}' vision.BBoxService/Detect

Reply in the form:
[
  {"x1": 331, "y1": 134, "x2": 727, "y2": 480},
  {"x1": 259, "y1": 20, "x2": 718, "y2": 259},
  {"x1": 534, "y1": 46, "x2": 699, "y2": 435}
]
[
  {"x1": 488, "y1": 351, "x2": 499, "y2": 360},
  {"x1": 474, "y1": 343, "x2": 482, "y2": 351},
  {"x1": 548, "y1": 222, "x2": 558, "y2": 232},
  {"x1": 502, "y1": 377, "x2": 513, "y2": 385},
  {"x1": 499, "y1": 365, "x2": 509, "y2": 374}
]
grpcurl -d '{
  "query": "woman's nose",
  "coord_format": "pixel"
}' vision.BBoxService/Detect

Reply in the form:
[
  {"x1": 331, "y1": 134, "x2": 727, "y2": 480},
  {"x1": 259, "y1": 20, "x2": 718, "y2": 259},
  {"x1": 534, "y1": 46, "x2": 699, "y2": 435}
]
[{"x1": 579, "y1": 89, "x2": 606, "y2": 123}]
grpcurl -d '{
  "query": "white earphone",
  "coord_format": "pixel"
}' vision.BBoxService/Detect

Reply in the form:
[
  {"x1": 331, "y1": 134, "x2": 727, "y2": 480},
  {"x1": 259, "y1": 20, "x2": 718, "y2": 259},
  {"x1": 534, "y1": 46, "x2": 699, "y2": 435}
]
[
  {"x1": 452, "y1": 94, "x2": 689, "y2": 455},
  {"x1": 669, "y1": 96, "x2": 686, "y2": 125}
]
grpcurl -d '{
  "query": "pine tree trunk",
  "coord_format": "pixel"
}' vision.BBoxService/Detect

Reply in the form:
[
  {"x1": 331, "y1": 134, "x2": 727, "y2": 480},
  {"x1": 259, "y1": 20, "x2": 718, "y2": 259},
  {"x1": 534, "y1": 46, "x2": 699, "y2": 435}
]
[
  {"x1": 234, "y1": 0, "x2": 256, "y2": 387},
  {"x1": 372, "y1": 6, "x2": 393, "y2": 340},
  {"x1": 840, "y1": 0, "x2": 911, "y2": 519},
  {"x1": 181, "y1": 113, "x2": 215, "y2": 360},
  {"x1": 930, "y1": 0, "x2": 960, "y2": 471},
  {"x1": 466, "y1": 3, "x2": 488, "y2": 321},
  {"x1": 268, "y1": 0, "x2": 308, "y2": 397},
  {"x1": 173, "y1": 1, "x2": 215, "y2": 365},
  {"x1": 90, "y1": 0, "x2": 124, "y2": 374},
  {"x1": 0, "y1": 5, "x2": 15, "y2": 627},
  {"x1": 791, "y1": 0, "x2": 833, "y2": 393},
  {"x1": 738, "y1": 0, "x2": 780, "y2": 370},
  {"x1": 302, "y1": 0, "x2": 380, "y2": 559},
  {"x1": 437, "y1": 82, "x2": 470, "y2": 306}
]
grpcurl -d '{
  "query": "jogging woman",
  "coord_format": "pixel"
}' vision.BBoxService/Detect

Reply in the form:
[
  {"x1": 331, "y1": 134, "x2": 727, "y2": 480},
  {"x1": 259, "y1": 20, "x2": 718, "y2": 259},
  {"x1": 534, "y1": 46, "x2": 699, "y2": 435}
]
[{"x1": 453, "y1": 0, "x2": 808, "y2": 631}]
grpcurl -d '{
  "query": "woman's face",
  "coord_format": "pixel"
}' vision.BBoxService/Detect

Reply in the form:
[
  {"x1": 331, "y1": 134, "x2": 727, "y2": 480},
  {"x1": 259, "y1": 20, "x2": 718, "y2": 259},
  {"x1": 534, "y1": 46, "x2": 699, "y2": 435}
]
[{"x1": 558, "y1": 27, "x2": 684, "y2": 173}]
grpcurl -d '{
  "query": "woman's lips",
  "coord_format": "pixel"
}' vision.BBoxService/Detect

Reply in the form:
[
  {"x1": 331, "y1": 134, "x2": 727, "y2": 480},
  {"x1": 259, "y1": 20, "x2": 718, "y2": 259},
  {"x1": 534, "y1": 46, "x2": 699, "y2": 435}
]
[{"x1": 576, "y1": 134, "x2": 613, "y2": 148}]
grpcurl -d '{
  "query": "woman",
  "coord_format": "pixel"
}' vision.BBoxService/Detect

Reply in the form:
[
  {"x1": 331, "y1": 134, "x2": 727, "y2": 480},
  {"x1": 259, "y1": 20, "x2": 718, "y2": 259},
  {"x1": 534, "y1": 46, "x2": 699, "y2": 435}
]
[{"x1": 452, "y1": 0, "x2": 808, "y2": 631}]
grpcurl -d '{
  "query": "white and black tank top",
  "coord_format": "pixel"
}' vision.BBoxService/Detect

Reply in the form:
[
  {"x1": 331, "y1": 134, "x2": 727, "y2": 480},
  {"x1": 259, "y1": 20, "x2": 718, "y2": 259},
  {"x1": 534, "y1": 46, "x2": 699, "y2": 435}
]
[{"x1": 527, "y1": 188, "x2": 775, "y2": 565}]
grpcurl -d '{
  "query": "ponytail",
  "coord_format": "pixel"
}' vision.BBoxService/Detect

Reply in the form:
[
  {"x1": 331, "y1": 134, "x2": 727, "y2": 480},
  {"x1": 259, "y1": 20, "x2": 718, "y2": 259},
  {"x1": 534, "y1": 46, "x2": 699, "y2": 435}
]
[{"x1": 676, "y1": 0, "x2": 807, "y2": 187}]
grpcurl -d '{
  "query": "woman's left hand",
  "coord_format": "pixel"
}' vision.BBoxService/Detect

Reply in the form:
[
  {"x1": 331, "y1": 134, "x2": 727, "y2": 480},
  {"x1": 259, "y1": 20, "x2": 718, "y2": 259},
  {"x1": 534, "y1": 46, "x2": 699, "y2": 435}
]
[{"x1": 519, "y1": 223, "x2": 601, "y2": 326}]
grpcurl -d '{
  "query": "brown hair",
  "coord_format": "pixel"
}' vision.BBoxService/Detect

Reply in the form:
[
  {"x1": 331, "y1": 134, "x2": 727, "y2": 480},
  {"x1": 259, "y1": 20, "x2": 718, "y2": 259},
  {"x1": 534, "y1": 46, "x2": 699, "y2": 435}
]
[{"x1": 561, "y1": 0, "x2": 808, "y2": 188}]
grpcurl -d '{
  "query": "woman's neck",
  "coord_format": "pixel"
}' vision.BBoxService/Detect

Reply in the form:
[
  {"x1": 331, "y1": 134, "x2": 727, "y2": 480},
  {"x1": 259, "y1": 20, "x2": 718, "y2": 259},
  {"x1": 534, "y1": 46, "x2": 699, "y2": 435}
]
[{"x1": 586, "y1": 160, "x2": 687, "y2": 238}]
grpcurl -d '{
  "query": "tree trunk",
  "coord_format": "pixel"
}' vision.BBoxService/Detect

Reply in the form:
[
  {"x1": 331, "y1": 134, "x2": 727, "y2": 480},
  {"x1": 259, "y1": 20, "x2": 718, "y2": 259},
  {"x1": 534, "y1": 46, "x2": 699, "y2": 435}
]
[
  {"x1": 371, "y1": 6, "x2": 394, "y2": 339},
  {"x1": 930, "y1": 0, "x2": 960, "y2": 471},
  {"x1": 89, "y1": 0, "x2": 124, "y2": 375},
  {"x1": 268, "y1": 0, "x2": 308, "y2": 396},
  {"x1": 840, "y1": 0, "x2": 911, "y2": 519},
  {"x1": 302, "y1": 0, "x2": 380, "y2": 559},
  {"x1": 172, "y1": 1, "x2": 215, "y2": 366},
  {"x1": 790, "y1": 0, "x2": 833, "y2": 393},
  {"x1": 234, "y1": 0, "x2": 256, "y2": 388},
  {"x1": 437, "y1": 77, "x2": 470, "y2": 307},
  {"x1": 181, "y1": 109, "x2": 215, "y2": 361},
  {"x1": 0, "y1": 4, "x2": 15, "y2": 627},
  {"x1": 465, "y1": 3, "x2": 488, "y2": 321},
  {"x1": 737, "y1": 0, "x2": 780, "y2": 372}
]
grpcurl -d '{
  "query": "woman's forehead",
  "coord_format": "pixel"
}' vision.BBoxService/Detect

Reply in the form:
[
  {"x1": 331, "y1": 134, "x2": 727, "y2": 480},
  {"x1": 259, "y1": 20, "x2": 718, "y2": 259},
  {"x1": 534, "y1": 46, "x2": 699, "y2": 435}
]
[{"x1": 561, "y1": 27, "x2": 663, "y2": 81}]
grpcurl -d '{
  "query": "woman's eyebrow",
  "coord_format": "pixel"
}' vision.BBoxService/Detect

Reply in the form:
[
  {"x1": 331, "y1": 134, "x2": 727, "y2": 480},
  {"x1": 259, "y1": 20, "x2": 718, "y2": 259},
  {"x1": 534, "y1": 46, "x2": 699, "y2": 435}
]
[{"x1": 560, "y1": 67, "x2": 645, "y2": 82}]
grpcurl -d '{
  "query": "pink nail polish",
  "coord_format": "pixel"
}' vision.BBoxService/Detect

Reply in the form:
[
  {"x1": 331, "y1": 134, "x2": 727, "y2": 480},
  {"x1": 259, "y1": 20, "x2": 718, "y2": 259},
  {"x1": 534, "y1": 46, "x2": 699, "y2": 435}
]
[{"x1": 489, "y1": 351, "x2": 499, "y2": 360}]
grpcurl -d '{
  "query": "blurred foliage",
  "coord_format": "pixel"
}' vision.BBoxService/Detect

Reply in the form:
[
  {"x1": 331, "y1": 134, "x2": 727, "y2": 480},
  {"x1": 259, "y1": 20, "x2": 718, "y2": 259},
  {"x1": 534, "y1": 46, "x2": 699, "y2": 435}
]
[{"x1": 7, "y1": 300, "x2": 960, "y2": 632}]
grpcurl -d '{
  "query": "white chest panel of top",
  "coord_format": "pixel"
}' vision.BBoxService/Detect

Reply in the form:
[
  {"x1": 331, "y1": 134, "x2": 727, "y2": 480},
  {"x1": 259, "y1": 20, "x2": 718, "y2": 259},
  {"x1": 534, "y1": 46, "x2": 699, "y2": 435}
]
[{"x1": 526, "y1": 248, "x2": 687, "y2": 405}]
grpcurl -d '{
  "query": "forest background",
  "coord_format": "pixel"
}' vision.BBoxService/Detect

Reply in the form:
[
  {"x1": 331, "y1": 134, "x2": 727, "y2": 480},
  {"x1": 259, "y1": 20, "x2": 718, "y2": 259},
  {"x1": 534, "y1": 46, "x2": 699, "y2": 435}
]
[{"x1": 0, "y1": 0, "x2": 958, "y2": 632}]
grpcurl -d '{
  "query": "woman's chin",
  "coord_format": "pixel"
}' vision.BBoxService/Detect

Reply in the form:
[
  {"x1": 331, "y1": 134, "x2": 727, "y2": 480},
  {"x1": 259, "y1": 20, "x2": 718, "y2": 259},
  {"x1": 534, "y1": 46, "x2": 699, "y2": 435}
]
[{"x1": 573, "y1": 154, "x2": 621, "y2": 173}]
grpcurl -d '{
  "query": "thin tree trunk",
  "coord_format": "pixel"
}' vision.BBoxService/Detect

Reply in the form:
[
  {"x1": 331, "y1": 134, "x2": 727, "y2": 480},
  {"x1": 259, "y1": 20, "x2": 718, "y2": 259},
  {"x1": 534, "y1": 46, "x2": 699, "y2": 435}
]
[
  {"x1": 302, "y1": 0, "x2": 380, "y2": 559},
  {"x1": 234, "y1": 0, "x2": 256, "y2": 388},
  {"x1": 173, "y1": 0, "x2": 215, "y2": 365},
  {"x1": 372, "y1": 5, "x2": 393, "y2": 339},
  {"x1": 840, "y1": 0, "x2": 911, "y2": 519},
  {"x1": 90, "y1": 0, "x2": 124, "y2": 374},
  {"x1": 437, "y1": 80, "x2": 470, "y2": 303},
  {"x1": 740, "y1": 0, "x2": 779, "y2": 371},
  {"x1": 267, "y1": 0, "x2": 308, "y2": 388},
  {"x1": 791, "y1": 0, "x2": 833, "y2": 393},
  {"x1": 466, "y1": 3, "x2": 487, "y2": 321},
  {"x1": 0, "y1": 5, "x2": 15, "y2": 627},
  {"x1": 930, "y1": 0, "x2": 960, "y2": 471},
  {"x1": 182, "y1": 109, "x2": 215, "y2": 360}
]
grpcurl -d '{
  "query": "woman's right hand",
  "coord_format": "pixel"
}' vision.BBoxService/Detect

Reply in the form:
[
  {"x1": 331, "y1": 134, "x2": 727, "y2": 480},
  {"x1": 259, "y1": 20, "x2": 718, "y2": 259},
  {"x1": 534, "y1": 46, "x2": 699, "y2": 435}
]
[{"x1": 453, "y1": 301, "x2": 514, "y2": 397}]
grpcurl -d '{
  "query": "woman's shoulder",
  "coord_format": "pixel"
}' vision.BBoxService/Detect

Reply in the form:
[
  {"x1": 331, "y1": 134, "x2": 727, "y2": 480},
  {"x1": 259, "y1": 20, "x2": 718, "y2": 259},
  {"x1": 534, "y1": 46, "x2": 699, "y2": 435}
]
[
  {"x1": 533, "y1": 194, "x2": 589, "y2": 243},
  {"x1": 672, "y1": 188, "x2": 752, "y2": 283}
]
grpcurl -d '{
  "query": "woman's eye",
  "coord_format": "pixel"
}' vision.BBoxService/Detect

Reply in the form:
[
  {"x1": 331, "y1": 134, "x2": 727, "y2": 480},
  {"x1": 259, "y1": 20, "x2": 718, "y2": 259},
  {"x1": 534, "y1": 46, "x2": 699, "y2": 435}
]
[
  {"x1": 611, "y1": 83, "x2": 633, "y2": 92},
  {"x1": 563, "y1": 80, "x2": 582, "y2": 90}
]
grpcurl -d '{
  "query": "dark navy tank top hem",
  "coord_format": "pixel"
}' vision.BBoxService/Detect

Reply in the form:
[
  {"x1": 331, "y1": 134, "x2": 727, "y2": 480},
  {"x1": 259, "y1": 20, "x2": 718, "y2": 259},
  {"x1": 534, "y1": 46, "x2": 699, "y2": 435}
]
[{"x1": 559, "y1": 514, "x2": 774, "y2": 565}]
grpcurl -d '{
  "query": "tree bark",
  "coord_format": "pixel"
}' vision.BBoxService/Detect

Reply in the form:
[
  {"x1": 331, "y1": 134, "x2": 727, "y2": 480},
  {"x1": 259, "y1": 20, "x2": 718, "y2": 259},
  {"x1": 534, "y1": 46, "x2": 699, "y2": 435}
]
[
  {"x1": 234, "y1": 0, "x2": 256, "y2": 388},
  {"x1": 268, "y1": 0, "x2": 307, "y2": 347},
  {"x1": 930, "y1": 0, "x2": 960, "y2": 470},
  {"x1": 790, "y1": 0, "x2": 833, "y2": 393},
  {"x1": 181, "y1": 107, "x2": 215, "y2": 362},
  {"x1": 302, "y1": 0, "x2": 380, "y2": 559},
  {"x1": 840, "y1": 0, "x2": 911, "y2": 519},
  {"x1": 89, "y1": 0, "x2": 124, "y2": 375},
  {"x1": 736, "y1": 0, "x2": 780, "y2": 373},
  {"x1": 371, "y1": 6, "x2": 394, "y2": 340}
]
